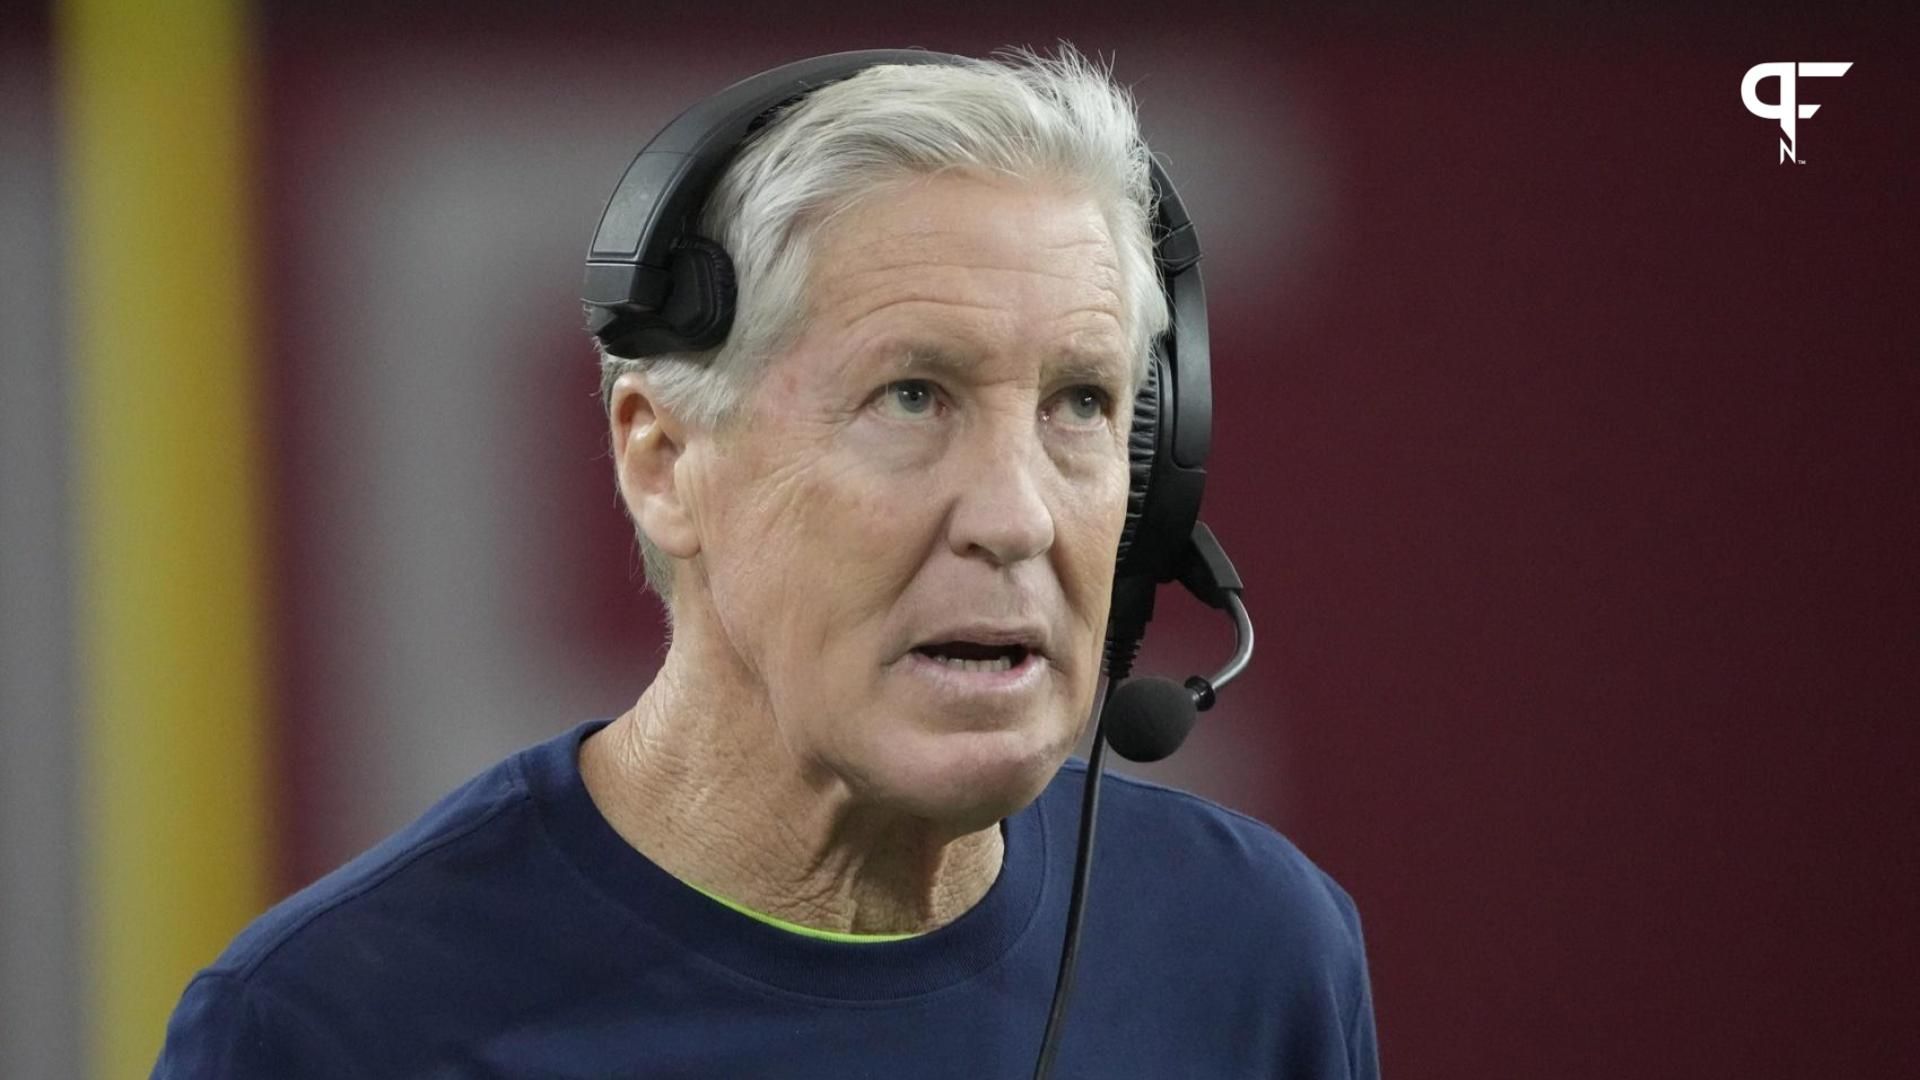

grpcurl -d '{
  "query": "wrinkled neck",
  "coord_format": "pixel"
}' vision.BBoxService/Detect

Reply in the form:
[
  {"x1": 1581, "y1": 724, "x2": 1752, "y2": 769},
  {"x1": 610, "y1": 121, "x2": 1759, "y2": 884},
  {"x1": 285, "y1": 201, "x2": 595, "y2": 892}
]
[{"x1": 579, "y1": 593, "x2": 1004, "y2": 936}]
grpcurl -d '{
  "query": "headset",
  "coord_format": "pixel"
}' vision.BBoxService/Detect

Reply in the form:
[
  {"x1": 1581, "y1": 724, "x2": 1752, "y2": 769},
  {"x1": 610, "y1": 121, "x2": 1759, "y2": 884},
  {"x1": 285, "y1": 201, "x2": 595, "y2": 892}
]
[{"x1": 583, "y1": 49, "x2": 1256, "y2": 1080}]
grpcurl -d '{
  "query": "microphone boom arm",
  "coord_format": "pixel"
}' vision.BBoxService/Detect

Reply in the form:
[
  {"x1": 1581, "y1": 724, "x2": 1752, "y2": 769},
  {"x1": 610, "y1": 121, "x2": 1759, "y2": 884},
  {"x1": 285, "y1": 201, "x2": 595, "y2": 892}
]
[{"x1": 1176, "y1": 523, "x2": 1251, "y2": 711}]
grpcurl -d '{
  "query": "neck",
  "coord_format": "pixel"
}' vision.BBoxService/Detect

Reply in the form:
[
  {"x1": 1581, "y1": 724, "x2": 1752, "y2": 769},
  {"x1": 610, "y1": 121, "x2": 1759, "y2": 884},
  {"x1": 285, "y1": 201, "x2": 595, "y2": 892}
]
[{"x1": 579, "y1": 622, "x2": 1005, "y2": 936}]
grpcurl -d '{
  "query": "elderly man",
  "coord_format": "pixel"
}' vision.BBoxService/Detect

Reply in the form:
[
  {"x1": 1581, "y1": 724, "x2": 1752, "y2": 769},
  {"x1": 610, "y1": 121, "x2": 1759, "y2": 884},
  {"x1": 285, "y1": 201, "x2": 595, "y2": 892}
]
[{"x1": 156, "y1": 49, "x2": 1377, "y2": 1078}]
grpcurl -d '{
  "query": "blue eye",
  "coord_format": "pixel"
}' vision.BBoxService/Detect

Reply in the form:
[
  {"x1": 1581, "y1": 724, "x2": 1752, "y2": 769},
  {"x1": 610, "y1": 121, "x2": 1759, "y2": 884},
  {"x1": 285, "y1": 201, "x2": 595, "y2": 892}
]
[
  {"x1": 879, "y1": 379, "x2": 940, "y2": 419},
  {"x1": 1049, "y1": 386, "x2": 1111, "y2": 427}
]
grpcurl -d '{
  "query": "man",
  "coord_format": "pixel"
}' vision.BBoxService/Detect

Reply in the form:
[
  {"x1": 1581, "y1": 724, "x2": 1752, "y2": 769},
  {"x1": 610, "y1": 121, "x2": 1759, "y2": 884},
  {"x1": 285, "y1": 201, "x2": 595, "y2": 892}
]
[{"x1": 155, "y1": 49, "x2": 1378, "y2": 1077}]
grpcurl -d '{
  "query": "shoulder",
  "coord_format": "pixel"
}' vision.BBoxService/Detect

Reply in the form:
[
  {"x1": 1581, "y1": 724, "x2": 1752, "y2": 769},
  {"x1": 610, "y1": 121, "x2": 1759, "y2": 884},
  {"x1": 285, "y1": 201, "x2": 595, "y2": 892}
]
[
  {"x1": 1052, "y1": 759, "x2": 1368, "y2": 966},
  {"x1": 153, "y1": 971, "x2": 365, "y2": 1078},
  {"x1": 223, "y1": 755, "x2": 533, "y2": 979},
  {"x1": 1040, "y1": 761, "x2": 1379, "y2": 1076},
  {"x1": 155, "y1": 746, "x2": 551, "y2": 1073}
]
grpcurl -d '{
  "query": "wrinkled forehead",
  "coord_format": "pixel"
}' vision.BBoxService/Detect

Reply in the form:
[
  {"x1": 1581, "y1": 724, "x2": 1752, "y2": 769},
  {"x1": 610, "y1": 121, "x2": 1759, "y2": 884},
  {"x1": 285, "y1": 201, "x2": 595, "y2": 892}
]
[{"x1": 794, "y1": 174, "x2": 1139, "y2": 384}]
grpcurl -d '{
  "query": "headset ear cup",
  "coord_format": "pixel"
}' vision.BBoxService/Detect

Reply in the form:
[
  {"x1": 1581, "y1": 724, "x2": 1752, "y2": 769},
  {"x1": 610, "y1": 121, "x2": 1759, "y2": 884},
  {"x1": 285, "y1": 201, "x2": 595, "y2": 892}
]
[
  {"x1": 1113, "y1": 352, "x2": 1162, "y2": 575},
  {"x1": 661, "y1": 236, "x2": 738, "y2": 351}
]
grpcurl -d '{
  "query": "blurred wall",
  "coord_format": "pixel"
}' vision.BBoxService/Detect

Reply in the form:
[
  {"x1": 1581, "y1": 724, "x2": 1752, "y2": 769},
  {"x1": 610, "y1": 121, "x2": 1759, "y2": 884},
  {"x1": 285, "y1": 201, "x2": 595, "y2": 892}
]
[
  {"x1": 2, "y1": 27, "x2": 80, "y2": 1080},
  {"x1": 3, "y1": 1, "x2": 1917, "y2": 1076}
]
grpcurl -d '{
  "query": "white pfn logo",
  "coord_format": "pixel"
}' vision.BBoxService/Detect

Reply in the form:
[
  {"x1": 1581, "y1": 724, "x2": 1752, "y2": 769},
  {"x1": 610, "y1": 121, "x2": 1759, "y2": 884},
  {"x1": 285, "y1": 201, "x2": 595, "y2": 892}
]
[{"x1": 1742, "y1": 62, "x2": 1853, "y2": 163}]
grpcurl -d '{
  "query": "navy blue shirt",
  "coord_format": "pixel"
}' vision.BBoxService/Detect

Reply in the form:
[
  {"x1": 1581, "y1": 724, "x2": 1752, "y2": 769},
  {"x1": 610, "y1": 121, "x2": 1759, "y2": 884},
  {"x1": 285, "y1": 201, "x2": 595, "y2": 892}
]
[{"x1": 154, "y1": 720, "x2": 1378, "y2": 1078}]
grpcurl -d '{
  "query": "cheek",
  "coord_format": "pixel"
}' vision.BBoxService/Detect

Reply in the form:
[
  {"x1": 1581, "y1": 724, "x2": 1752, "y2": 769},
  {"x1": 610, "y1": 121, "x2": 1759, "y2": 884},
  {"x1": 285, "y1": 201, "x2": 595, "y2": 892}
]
[
  {"x1": 704, "y1": 448, "x2": 926, "y2": 646},
  {"x1": 1056, "y1": 460, "x2": 1132, "y2": 607}
]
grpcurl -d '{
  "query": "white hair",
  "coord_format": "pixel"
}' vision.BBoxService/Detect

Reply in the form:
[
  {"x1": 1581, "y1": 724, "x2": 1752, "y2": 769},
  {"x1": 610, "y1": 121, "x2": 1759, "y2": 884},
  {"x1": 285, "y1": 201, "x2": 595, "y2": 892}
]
[{"x1": 600, "y1": 46, "x2": 1171, "y2": 604}]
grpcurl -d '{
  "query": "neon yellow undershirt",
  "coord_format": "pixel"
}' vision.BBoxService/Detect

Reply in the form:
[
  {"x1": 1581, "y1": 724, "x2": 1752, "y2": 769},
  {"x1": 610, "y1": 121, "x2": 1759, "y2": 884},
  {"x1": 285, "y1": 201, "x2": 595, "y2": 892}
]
[{"x1": 684, "y1": 881, "x2": 926, "y2": 944}]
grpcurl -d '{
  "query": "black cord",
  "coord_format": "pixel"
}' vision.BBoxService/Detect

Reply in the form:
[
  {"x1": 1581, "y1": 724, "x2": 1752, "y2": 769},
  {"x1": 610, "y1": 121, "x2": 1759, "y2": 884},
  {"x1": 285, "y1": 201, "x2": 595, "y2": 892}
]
[{"x1": 1031, "y1": 671, "x2": 1124, "y2": 1079}]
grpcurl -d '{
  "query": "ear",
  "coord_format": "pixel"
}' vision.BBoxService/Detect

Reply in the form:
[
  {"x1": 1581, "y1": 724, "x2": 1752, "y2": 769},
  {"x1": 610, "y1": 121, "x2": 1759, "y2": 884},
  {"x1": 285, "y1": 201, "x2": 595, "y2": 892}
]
[{"x1": 609, "y1": 373, "x2": 701, "y2": 561}]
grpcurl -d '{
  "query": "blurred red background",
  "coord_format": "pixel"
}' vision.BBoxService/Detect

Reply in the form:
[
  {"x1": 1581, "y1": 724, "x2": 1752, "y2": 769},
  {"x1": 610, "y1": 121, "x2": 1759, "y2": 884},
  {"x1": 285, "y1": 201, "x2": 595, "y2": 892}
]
[{"x1": 4, "y1": 1, "x2": 1916, "y2": 1076}]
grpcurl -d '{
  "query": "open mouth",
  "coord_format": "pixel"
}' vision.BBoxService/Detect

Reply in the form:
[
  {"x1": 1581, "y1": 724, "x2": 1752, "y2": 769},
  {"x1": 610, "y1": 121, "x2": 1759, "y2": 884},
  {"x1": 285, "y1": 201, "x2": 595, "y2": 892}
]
[{"x1": 911, "y1": 641, "x2": 1033, "y2": 674}]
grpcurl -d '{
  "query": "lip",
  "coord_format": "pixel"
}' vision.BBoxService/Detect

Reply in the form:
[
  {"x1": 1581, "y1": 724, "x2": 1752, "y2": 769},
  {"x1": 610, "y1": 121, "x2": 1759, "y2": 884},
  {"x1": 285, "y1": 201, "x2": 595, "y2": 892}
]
[
  {"x1": 907, "y1": 622, "x2": 1051, "y2": 661},
  {"x1": 899, "y1": 647, "x2": 1050, "y2": 699}
]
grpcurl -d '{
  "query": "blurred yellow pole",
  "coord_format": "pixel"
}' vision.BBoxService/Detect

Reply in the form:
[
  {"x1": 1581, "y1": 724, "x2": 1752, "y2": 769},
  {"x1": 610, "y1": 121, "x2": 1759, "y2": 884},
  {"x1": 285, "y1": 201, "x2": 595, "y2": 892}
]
[{"x1": 59, "y1": 0, "x2": 273, "y2": 1075}]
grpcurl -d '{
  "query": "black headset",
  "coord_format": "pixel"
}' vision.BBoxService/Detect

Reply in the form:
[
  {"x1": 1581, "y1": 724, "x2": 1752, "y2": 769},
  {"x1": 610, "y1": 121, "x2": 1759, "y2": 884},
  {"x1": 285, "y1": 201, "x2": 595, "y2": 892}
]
[{"x1": 583, "y1": 54, "x2": 1257, "y2": 1075}]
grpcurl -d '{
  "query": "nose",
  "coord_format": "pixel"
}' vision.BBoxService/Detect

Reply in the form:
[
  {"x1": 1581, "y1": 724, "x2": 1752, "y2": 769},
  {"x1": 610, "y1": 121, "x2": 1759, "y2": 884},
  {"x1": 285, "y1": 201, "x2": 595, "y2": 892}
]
[{"x1": 946, "y1": 427, "x2": 1056, "y2": 567}]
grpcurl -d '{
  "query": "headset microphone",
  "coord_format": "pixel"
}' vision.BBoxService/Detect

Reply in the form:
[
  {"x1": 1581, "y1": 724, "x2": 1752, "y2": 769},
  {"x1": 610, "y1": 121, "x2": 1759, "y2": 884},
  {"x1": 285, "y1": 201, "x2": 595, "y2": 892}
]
[{"x1": 1102, "y1": 523, "x2": 1253, "y2": 763}]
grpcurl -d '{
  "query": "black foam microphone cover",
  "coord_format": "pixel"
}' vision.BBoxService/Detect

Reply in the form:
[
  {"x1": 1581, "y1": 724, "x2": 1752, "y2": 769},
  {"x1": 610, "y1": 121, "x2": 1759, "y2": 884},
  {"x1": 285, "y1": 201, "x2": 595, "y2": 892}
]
[{"x1": 1102, "y1": 677, "x2": 1198, "y2": 763}]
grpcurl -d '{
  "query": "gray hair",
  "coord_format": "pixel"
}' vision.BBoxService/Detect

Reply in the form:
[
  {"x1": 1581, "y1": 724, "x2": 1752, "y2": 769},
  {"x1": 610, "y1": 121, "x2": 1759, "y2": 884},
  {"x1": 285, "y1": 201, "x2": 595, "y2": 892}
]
[{"x1": 599, "y1": 46, "x2": 1171, "y2": 605}]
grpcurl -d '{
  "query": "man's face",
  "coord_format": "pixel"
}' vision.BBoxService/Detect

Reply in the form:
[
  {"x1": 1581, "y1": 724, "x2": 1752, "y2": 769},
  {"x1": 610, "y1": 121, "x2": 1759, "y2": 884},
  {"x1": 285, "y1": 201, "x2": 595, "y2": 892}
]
[{"x1": 682, "y1": 172, "x2": 1134, "y2": 827}]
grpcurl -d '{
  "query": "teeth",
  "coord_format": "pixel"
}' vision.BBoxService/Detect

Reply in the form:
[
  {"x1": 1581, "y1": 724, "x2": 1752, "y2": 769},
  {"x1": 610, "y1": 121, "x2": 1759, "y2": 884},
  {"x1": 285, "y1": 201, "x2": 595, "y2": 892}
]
[{"x1": 934, "y1": 655, "x2": 1014, "y2": 673}]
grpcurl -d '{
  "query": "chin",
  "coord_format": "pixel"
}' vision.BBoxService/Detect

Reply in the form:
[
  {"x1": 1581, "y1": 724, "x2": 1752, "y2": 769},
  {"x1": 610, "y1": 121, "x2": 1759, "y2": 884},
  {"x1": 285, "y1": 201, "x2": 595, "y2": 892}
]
[{"x1": 856, "y1": 726, "x2": 1073, "y2": 832}]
